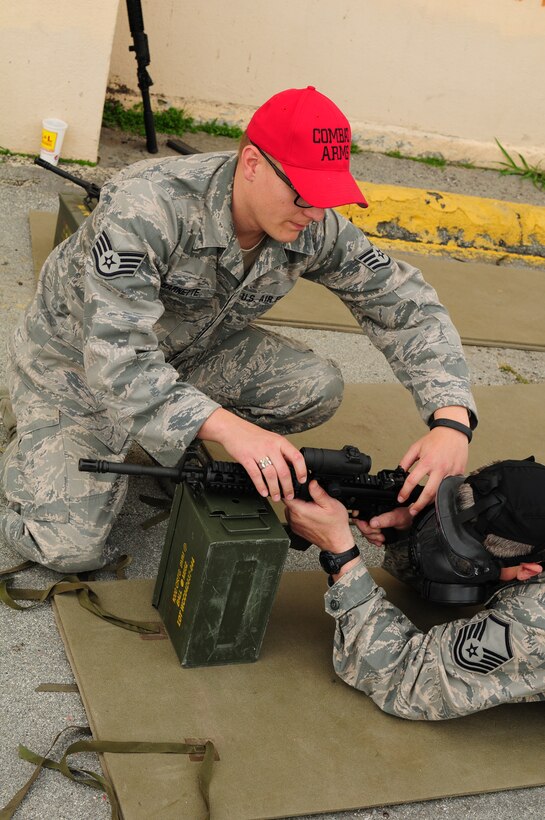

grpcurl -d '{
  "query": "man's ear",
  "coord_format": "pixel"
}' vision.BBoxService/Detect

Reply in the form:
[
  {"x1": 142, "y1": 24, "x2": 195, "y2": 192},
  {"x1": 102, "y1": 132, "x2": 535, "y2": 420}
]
[
  {"x1": 516, "y1": 562, "x2": 543, "y2": 581},
  {"x1": 239, "y1": 144, "x2": 260, "y2": 181}
]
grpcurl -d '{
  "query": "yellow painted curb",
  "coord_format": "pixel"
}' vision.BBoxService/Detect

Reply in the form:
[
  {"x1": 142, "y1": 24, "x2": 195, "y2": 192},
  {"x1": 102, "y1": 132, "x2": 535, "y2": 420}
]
[{"x1": 337, "y1": 181, "x2": 545, "y2": 265}]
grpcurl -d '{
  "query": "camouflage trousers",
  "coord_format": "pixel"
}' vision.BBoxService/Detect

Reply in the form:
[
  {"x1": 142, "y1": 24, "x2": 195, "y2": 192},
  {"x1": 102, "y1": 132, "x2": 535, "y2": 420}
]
[{"x1": 0, "y1": 325, "x2": 343, "y2": 572}]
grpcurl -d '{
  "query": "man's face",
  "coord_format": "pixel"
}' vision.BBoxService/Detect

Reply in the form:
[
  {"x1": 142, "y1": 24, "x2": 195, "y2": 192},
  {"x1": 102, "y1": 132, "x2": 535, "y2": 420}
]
[{"x1": 241, "y1": 146, "x2": 326, "y2": 242}]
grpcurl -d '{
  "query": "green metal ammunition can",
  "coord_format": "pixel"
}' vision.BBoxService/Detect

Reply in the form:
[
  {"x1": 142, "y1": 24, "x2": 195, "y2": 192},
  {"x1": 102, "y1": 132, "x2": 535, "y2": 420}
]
[
  {"x1": 152, "y1": 483, "x2": 290, "y2": 667},
  {"x1": 53, "y1": 193, "x2": 93, "y2": 247}
]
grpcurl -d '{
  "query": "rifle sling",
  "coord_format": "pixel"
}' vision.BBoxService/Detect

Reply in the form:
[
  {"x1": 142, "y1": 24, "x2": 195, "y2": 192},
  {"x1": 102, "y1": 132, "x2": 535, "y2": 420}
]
[{"x1": 139, "y1": 493, "x2": 171, "y2": 529}]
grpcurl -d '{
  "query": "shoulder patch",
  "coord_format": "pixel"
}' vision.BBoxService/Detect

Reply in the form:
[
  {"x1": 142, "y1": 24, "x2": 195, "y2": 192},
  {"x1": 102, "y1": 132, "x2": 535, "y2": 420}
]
[
  {"x1": 92, "y1": 231, "x2": 146, "y2": 278},
  {"x1": 453, "y1": 614, "x2": 513, "y2": 675},
  {"x1": 356, "y1": 245, "x2": 392, "y2": 272}
]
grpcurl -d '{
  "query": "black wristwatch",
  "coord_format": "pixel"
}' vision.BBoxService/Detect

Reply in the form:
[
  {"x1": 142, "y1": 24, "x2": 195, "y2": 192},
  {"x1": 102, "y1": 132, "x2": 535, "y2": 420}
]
[{"x1": 319, "y1": 545, "x2": 360, "y2": 577}]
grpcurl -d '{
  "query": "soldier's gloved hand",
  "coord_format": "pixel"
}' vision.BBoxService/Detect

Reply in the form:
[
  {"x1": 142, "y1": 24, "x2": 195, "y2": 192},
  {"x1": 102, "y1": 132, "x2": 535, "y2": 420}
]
[{"x1": 197, "y1": 408, "x2": 306, "y2": 501}]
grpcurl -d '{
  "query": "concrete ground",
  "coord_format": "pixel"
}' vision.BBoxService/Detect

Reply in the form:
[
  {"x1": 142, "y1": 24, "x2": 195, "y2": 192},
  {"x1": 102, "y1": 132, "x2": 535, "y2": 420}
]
[{"x1": 1, "y1": 129, "x2": 545, "y2": 819}]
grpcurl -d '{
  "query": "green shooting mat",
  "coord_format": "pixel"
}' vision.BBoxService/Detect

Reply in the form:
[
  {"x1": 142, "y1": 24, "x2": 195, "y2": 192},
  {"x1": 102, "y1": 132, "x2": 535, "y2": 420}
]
[
  {"x1": 29, "y1": 210, "x2": 545, "y2": 350},
  {"x1": 53, "y1": 570, "x2": 545, "y2": 820},
  {"x1": 52, "y1": 383, "x2": 545, "y2": 818}
]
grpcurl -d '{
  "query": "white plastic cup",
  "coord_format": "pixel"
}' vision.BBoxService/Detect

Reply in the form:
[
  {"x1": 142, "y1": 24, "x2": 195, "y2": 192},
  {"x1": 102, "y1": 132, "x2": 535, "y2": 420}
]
[{"x1": 40, "y1": 118, "x2": 68, "y2": 165}]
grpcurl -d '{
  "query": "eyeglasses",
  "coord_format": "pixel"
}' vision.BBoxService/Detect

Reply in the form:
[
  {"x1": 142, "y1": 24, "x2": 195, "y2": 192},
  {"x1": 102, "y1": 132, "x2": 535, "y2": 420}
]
[{"x1": 250, "y1": 142, "x2": 314, "y2": 209}]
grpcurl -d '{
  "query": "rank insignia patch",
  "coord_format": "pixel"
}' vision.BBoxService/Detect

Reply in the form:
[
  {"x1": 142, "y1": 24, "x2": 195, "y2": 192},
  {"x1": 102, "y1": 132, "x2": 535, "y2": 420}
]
[
  {"x1": 92, "y1": 231, "x2": 146, "y2": 278},
  {"x1": 356, "y1": 246, "x2": 392, "y2": 272},
  {"x1": 453, "y1": 614, "x2": 513, "y2": 675}
]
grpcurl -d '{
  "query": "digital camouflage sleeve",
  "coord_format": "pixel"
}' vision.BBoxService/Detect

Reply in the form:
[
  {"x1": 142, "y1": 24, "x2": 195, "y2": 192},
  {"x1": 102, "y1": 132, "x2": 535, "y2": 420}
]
[{"x1": 324, "y1": 561, "x2": 545, "y2": 720}]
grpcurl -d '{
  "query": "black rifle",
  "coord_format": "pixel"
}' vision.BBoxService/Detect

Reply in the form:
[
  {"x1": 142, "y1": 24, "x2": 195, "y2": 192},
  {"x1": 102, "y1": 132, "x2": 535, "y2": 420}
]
[
  {"x1": 126, "y1": 0, "x2": 158, "y2": 153},
  {"x1": 34, "y1": 158, "x2": 101, "y2": 207},
  {"x1": 79, "y1": 443, "x2": 421, "y2": 550}
]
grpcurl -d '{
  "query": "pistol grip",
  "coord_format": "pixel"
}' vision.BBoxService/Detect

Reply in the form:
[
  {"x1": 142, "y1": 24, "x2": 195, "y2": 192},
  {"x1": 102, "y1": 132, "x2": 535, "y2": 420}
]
[
  {"x1": 382, "y1": 526, "x2": 405, "y2": 544},
  {"x1": 283, "y1": 525, "x2": 313, "y2": 552}
]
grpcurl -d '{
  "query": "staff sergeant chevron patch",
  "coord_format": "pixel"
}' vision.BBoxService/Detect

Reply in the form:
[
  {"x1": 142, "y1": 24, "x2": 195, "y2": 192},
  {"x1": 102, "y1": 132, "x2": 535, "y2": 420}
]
[
  {"x1": 356, "y1": 245, "x2": 392, "y2": 272},
  {"x1": 453, "y1": 614, "x2": 513, "y2": 675},
  {"x1": 92, "y1": 231, "x2": 146, "y2": 278}
]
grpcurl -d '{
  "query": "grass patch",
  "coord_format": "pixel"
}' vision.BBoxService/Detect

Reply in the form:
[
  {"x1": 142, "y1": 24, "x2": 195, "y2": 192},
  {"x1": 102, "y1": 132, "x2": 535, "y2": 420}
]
[
  {"x1": 58, "y1": 157, "x2": 97, "y2": 167},
  {"x1": 103, "y1": 98, "x2": 243, "y2": 140},
  {"x1": 196, "y1": 119, "x2": 244, "y2": 138},
  {"x1": 385, "y1": 150, "x2": 447, "y2": 168},
  {"x1": 0, "y1": 146, "x2": 95, "y2": 166},
  {"x1": 1, "y1": 146, "x2": 39, "y2": 160},
  {"x1": 495, "y1": 139, "x2": 545, "y2": 191},
  {"x1": 499, "y1": 363, "x2": 530, "y2": 384},
  {"x1": 383, "y1": 149, "x2": 478, "y2": 170}
]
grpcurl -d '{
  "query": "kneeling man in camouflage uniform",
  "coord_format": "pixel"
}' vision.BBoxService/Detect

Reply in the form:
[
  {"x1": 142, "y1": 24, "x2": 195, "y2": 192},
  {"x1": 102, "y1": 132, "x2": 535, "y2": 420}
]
[
  {"x1": 1, "y1": 86, "x2": 476, "y2": 572},
  {"x1": 284, "y1": 457, "x2": 545, "y2": 719}
]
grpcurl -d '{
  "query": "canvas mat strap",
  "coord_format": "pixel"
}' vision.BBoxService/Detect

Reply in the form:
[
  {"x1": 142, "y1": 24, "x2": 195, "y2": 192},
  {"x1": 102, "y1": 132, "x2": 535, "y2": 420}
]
[
  {"x1": 0, "y1": 554, "x2": 130, "y2": 581},
  {"x1": 0, "y1": 576, "x2": 161, "y2": 635},
  {"x1": 0, "y1": 725, "x2": 216, "y2": 820},
  {"x1": 0, "y1": 560, "x2": 34, "y2": 577}
]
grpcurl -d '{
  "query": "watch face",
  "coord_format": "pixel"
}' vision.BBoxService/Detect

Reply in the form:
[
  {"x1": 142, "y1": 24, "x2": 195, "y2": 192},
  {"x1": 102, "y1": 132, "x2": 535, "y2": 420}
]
[
  {"x1": 319, "y1": 546, "x2": 359, "y2": 575},
  {"x1": 319, "y1": 551, "x2": 338, "y2": 574}
]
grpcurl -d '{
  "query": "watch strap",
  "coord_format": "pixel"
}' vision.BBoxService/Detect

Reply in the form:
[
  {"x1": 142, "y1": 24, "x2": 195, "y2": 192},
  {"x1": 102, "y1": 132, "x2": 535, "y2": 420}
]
[
  {"x1": 319, "y1": 544, "x2": 360, "y2": 575},
  {"x1": 429, "y1": 418, "x2": 473, "y2": 442}
]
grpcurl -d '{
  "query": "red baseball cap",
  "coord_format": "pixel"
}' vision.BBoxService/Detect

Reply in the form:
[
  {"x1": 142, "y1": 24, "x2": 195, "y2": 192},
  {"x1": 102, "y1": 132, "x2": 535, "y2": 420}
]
[{"x1": 246, "y1": 86, "x2": 367, "y2": 209}]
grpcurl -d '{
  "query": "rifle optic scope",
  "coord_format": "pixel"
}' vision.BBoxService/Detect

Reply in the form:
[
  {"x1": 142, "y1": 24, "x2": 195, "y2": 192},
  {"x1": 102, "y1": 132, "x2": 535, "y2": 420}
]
[{"x1": 300, "y1": 445, "x2": 372, "y2": 476}]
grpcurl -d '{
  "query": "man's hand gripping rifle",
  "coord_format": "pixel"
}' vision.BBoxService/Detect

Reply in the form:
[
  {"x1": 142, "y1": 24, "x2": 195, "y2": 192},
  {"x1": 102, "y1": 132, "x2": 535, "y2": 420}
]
[{"x1": 79, "y1": 444, "x2": 421, "y2": 549}]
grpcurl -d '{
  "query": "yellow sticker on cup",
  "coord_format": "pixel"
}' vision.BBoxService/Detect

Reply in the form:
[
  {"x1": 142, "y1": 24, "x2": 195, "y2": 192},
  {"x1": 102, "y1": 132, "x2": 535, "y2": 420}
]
[{"x1": 41, "y1": 129, "x2": 57, "y2": 151}]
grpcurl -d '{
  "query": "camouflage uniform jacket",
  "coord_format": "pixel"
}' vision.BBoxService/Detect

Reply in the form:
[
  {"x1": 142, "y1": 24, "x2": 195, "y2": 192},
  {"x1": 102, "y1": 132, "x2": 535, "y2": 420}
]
[
  {"x1": 11, "y1": 152, "x2": 476, "y2": 465},
  {"x1": 325, "y1": 562, "x2": 545, "y2": 720}
]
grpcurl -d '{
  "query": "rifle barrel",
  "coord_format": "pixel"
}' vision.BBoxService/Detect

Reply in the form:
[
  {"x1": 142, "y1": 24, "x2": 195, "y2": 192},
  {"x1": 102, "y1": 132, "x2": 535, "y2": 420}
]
[
  {"x1": 33, "y1": 158, "x2": 101, "y2": 200},
  {"x1": 79, "y1": 459, "x2": 180, "y2": 479}
]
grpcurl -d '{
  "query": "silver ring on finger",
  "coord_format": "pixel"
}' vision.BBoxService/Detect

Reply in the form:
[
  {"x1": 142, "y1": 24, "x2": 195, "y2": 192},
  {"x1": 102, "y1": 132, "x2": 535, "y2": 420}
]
[{"x1": 258, "y1": 456, "x2": 273, "y2": 471}]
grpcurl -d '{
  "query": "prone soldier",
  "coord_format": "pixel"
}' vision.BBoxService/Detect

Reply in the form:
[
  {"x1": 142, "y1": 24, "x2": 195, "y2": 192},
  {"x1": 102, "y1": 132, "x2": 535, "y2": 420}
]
[{"x1": 283, "y1": 456, "x2": 545, "y2": 719}]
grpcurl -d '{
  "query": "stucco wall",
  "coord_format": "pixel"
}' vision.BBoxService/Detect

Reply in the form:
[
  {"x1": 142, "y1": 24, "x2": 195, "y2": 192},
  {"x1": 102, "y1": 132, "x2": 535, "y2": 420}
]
[
  {"x1": 0, "y1": 1, "x2": 120, "y2": 162},
  {"x1": 2, "y1": 1, "x2": 543, "y2": 164},
  {"x1": 109, "y1": 0, "x2": 545, "y2": 165}
]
